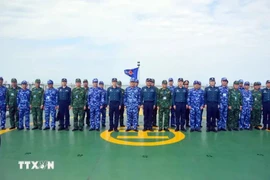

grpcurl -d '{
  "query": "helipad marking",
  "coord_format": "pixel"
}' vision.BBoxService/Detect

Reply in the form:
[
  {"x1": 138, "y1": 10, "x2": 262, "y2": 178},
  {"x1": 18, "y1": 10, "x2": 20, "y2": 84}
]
[{"x1": 100, "y1": 129, "x2": 185, "y2": 146}]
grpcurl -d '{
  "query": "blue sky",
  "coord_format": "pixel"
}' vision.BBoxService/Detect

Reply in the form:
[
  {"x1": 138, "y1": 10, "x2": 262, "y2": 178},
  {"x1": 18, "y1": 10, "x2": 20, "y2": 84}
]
[{"x1": 0, "y1": 0, "x2": 269, "y2": 86}]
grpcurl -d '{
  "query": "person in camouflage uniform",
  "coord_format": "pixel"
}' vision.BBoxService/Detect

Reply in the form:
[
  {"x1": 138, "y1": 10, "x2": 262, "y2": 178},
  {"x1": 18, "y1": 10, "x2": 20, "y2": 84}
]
[
  {"x1": 151, "y1": 79, "x2": 159, "y2": 127},
  {"x1": 71, "y1": 79, "x2": 86, "y2": 131},
  {"x1": 227, "y1": 81, "x2": 243, "y2": 131},
  {"x1": 17, "y1": 81, "x2": 31, "y2": 130},
  {"x1": 157, "y1": 80, "x2": 172, "y2": 131},
  {"x1": 251, "y1": 82, "x2": 262, "y2": 130},
  {"x1": 82, "y1": 79, "x2": 90, "y2": 127},
  {"x1": 30, "y1": 79, "x2": 44, "y2": 130},
  {"x1": 6, "y1": 78, "x2": 21, "y2": 129}
]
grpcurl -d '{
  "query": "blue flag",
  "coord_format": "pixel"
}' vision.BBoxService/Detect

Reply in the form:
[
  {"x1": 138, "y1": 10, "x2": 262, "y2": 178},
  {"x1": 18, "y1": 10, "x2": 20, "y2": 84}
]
[{"x1": 124, "y1": 67, "x2": 139, "y2": 79}]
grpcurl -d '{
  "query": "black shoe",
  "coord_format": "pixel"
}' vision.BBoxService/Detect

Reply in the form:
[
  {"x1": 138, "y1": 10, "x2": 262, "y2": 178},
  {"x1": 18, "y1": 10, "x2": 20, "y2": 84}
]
[
  {"x1": 133, "y1": 129, "x2": 138, "y2": 132},
  {"x1": 72, "y1": 128, "x2": 78, "y2": 131},
  {"x1": 158, "y1": 128, "x2": 163, "y2": 132},
  {"x1": 126, "y1": 129, "x2": 131, "y2": 132},
  {"x1": 52, "y1": 127, "x2": 55, "y2": 131},
  {"x1": 58, "y1": 127, "x2": 65, "y2": 131},
  {"x1": 164, "y1": 128, "x2": 169, "y2": 132},
  {"x1": 233, "y1": 128, "x2": 239, "y2": 131},
  {"x1": 228, "y1": 128, "x2": 232, "y2": 131},
  {"x1": 1, "y1": 127, "x2": 6, "y2": 130},
  {"x1": 108, "y1": 129, "x2": 113, "y2": 132},
  {"x1": 255, "y1": 126, "x2": 260, "y2": 130},
  {"x1": 89, "y1": 128, "x2": 95, "y2": 131},
  {"x1": 9, "y1": 126, "x2": 15, "y2": 130},
  {"x1": 143, "y1": 128, "x2": 147, "y2": 131},
  {"x1": 26, "y1": 128, "x2": 30, "y2": 131},
  {"x1": 239, "y1": 128, "x2": 243, "y2": 131},
  {"x1": 181, "y1": 128, "x2": 186, "y2": 132},
  {"x1": 268, "y1": 128, "x2": 270, "y2": 131},
  {"x1": 175, "y1": 128, "x2": 179, "y2": 132},
  {"x1": 32, "y1": 127, "x2": 38, "y2": 130},
  {"x1": 120, "y1": 125, "x2": 125, "y2": 127},
  {"x1": 102, "y1": 124, "x2": 106, "y2": 127},
  {"x1": 43, "y1": 127, "x2": 50, "y2": 130},
  {"x1": 190, "y1": 129, "x2": 195, "y2": 132},
  {"x1": 114, "y1": 129, "x2": 119, "y2": 132},
  {"x1": 79, "y1": 128, "x2": 83, "y2": 131},
  {"x1": 212, "y1": 128, "x2": 217, "y2": 132},
  {"x1": 96, "y1": 129, "x2": 100, "y2": 131}
]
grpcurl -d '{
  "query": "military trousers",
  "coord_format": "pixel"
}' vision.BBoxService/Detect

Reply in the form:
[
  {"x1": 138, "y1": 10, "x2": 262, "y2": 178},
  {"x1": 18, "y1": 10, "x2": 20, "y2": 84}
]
[
  {"x1": 19, "y1": 108, "x2": 30, "y2": 129},
  {"x1": 0, "y1": 105, "x2": 6, "y2": 128},
  {"x1": 175, "y1": 102, "x2": 186, "y2": 128},
  {"x1": 32, "y1": 107, "x2": 43, "y2": 129},
  {"x1": 159, "y1": 107, "x2": 170, "y2": 129},
  {"x1": 263, "y1": 102, "x2": 270, "y2": 126},
  {"x1": 82, "y1": 105, "x2": 90, "y2": 126},
  {"x1": 152, "y1": 106, "x2": 157, "y2": 126},
  {"x1": 109, "y1": 101, "x2": 120, "y2": 130},
  {"x1": 190, "y1": 106, "x2": 201, "y2": 130},
  {"x1": 143, "y1": 101, "x2": 154, "y2": 130},
  {"x1": 9, "y1": 105, "x2": 19, "y2": 128},
  {"x1": 73, "y1": 107, "x2": 84, "y2": 129},
  {"x1": 227, "y1": 108, "x2": 240, "y2": 129},
  {"x1": 170, "y1": 108, "x2": 176, "y2": 127},
  {"x1": 59, "y1": 102, "x2": 70, "y2": 128},
  {"x1": 119, "y1": 104, "x2": 125, "y2": 126},
  {"x1": 206, "y1": 102, "x2": 219, "y2": 128},
  {"x1": 251, "y1": 108, "x2": 261, "y2": 127},
  {"x1": 185, "y1": 108, "x2": 190, "y2": 126},
  {"x1": 101, "y1": 106, "x2": 106, "y2": 125},
  {"x1": 218, "y1": 103, "x2": 228, "y2": 129}
]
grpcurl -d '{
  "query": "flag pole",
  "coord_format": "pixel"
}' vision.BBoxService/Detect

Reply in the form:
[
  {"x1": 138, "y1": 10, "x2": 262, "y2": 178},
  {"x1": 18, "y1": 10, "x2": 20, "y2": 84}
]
[{"x1": 137, "y1": 61, "x2": 140, "y2": 80}]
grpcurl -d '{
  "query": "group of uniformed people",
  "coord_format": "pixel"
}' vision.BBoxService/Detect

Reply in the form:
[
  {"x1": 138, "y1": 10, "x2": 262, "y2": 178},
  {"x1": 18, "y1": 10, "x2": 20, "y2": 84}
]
[{"x1": 0, "y1": 76, "x2": 270, "y2": 133}]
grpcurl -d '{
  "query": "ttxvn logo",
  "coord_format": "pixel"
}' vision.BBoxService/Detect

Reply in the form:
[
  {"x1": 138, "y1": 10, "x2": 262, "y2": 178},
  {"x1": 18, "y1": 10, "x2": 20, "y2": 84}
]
[{"x1": 18, "y1": 161, "x2": 54, "y2": 170}]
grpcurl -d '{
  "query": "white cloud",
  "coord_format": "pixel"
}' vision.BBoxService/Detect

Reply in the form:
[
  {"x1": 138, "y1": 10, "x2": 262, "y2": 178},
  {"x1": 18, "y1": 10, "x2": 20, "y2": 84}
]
[{"x1": 0, "y1": 0, "x2": 269, "y2": 85}]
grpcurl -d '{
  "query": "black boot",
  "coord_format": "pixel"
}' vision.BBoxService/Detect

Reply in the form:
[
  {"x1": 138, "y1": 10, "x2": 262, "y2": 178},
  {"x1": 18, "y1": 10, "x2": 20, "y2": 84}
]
[{"x1": 32, "y1": 127, "x2": 38, "y2": 130}]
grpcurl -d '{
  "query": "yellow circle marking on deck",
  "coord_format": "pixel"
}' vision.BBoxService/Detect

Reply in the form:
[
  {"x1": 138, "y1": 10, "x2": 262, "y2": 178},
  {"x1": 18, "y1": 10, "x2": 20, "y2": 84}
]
[{"x1": 100, "y1": 129, "x2": 185, "y2": 146}]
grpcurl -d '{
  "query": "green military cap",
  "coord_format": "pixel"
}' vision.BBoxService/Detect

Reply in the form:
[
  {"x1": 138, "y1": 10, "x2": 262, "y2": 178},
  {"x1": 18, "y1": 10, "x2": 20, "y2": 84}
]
[
  {"x1": 162, "y1": 80, "x2": 167, "y2": 84},
  {"x1": 35, "y1": 79, "x2": 41, "y2": 83},
  {"x1": 117, "y1": 81, "x2": 122, "y2": 86},
  {"x1": 233, "y1": 80, "x2": 239, "y2": 85},
  {"x1": 11, "y1": 78, "x2": 17, "y2": 83},
  {"x1": 76, "y1": 78, "x2": 81, "y2": 83},
  {"x1": 83, "y1": 79, "x2": 88, "y2": 83}
]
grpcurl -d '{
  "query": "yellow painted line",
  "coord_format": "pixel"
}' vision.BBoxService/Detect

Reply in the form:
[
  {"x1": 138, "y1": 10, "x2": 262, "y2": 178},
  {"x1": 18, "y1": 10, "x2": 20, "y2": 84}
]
[{"x1": 117, "y1": 136, "x2": 169, "y2": 139}]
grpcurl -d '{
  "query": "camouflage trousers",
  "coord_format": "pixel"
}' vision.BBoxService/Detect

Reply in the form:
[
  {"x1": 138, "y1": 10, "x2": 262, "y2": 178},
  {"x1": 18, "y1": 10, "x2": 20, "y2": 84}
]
[
  {"x1": 0, "y1": 106, "x2": 6, "y2": 128},
  {"x1": 251, "y1": 109, "x2": 261, "y2": 127},
  {"x1": 9, "y1": 105, "x2": 19, "y2": 128},
  {"x1": 32, "y1": 107, "x2": 43, "y2": 129},
  {"x1": 227, "y1": 109, "x2": 240, "y2": 129},
  {"x1": 73, "y1": 107, "x2": 84, "y2": 129},
  {"x1": 159, "y1": 108, "x2": 170, "y2": 129}
]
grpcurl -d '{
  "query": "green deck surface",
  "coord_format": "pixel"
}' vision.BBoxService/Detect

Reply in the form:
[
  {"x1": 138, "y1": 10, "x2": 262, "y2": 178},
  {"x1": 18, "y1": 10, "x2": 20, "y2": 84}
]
[{"x1": 0, "y1": 115, "x2": 269, "y2": 180}]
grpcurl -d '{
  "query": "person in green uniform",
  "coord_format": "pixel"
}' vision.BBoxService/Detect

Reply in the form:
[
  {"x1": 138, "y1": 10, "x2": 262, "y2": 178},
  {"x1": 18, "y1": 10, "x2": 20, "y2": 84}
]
[
  {"x1": 227, "y1": 81, "x2": 242, "y2": 131},
  {"x1": 157, "y1": 80, "x2": 172, "y2": 131},
  {"x1": 251, "y1": 82, "x2": 262, "y2": 130},
  {"x1": 30, "y1": 79, "x2": 44, "y2": 130},
  {"x1": 6, "y1": 78, "x2": 21, "y2": 129},
  {"x1": 70, "y1": 78, "x2": 86, "y2": 131}
]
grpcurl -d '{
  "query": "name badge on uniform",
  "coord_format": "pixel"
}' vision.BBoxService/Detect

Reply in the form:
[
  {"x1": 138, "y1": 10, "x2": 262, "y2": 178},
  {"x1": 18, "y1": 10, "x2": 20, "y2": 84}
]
[
  {"x1": 246, "y1": 98, "x2": 250, "y2": 101},
  {"x1": 11, "y1": 93, "x2": 14, "y2": 96},
  {"x1": 235, "y1": 97, "x2": 237, "y2": 101},
  {"x1": 255, "y1": 98, "x2": 257, "y2": 101},
  {"x1": 76, "y1": 95, "x2": 78, "y2": 99},
  {"x1": 47, "y1": 96, "x2": 50, "y2": 100},
  {"x1": 34, "y1": 95, "x2": 36, "y2": 98},
  {"x1": 163, "y1": 96, "x2": 167, "y2": 100},
  {"x1": 223, "y1": 93, "x2": 226, "y2": 97}
]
